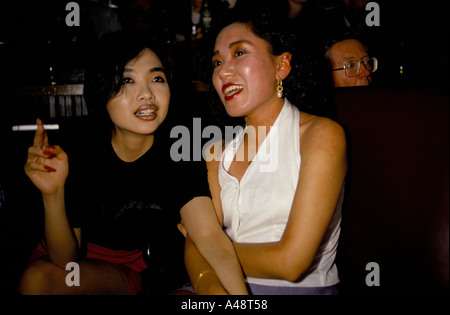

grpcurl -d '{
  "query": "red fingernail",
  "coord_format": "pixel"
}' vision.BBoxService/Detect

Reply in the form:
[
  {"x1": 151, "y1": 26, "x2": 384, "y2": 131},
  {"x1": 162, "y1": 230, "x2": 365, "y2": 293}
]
[
  {"x1": 43, "y1": 151, "x2": 54, "y2": 157},
  {"x1": 44, "y1": 166, "x2": 56, "y2": 172}
]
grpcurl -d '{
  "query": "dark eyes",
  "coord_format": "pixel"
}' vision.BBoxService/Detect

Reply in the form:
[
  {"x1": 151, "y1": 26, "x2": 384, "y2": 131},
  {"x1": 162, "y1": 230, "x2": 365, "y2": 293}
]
[
  {"x1": 346, "y1": 62, "x2": 357, "y2": 70},
  {"x1": 212, "y1": 59, "x2": 222, "y2": 68},
  {"x1": 212, "y1": 49, "x2": 246, "y2": 68},
  {"x1": 122, "y1": 77, "x2": 133, "y2": 84},
  {"x1": 152, "y1": 76, "x2": 166, "y2": 83},
  {"x1": 122, "y1": 75, "x2": 166, "y2": 84},
  {"x1": 235, "y1": 50, "x2": 246, "y2": 57}
]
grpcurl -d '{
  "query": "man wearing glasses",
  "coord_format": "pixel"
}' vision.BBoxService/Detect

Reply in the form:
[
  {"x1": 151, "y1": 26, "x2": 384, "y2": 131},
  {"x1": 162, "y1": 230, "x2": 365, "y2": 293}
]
[{"x1": 325, "y1": 37, "x2": 378, "y2": 87}]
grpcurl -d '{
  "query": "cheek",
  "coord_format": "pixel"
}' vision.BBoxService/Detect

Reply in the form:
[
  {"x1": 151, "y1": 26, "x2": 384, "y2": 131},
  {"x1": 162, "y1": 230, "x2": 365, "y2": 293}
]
[
  {"x1": 106, "y1": 97, "x2": 121, "y2": 118},
  {"x1": 156, "y1": 87, "x2": 171, "y2": 110},
  {"x1": 106, "y1": 94, "x2": 129, "y2": 123},
  {"x1": 333, "y1": 72, "x2": 352, "y2": 87},
  {"x1": 212, "y1": 72, "x2": 220, "y2": 91},
  {"x1": 243, "y1": 60, "x2": 275, "y2": 95}
]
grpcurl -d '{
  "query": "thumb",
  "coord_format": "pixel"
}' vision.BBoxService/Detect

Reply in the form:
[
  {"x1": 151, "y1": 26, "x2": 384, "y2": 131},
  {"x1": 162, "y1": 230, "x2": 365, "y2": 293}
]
[{"x1": 177, "y1": 222, "x2": 187, "y2": 238}]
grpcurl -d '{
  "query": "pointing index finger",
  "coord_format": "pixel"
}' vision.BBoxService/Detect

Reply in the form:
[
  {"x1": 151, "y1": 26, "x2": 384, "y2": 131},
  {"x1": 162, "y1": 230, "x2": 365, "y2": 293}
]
[{"x1": 33, "y1": 118, "x2": 49, "y2": 148}]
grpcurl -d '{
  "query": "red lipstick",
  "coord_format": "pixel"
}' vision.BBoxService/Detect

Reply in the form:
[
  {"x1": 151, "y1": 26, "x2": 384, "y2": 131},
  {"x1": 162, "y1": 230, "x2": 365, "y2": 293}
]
[{"x1": 222, "y1": 83, "x2": 244, "y2": 101}]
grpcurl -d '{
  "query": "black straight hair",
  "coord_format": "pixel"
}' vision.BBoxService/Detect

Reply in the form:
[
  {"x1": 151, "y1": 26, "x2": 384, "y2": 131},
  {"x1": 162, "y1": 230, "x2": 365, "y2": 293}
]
[{"x1": 83, "y1": 30, "x2": 171, "y2": 132}]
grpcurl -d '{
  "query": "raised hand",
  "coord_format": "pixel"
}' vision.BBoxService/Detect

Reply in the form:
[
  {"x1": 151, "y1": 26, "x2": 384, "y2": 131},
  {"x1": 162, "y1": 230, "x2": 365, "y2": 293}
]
[{"x1": 24, "y1": 119, "x2": 69, "y2": 196}]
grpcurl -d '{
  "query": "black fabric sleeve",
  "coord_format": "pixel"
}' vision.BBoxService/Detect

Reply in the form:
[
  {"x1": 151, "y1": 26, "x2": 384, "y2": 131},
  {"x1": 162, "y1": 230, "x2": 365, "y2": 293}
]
[{"x1": 170, "y1": 159, "x2": 212, "y2": 214}]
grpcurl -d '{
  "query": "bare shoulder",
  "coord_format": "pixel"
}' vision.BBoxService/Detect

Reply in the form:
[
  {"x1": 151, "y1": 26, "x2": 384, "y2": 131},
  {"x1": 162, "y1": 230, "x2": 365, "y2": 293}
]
[
  {"x1": 204, "y1": 139, "x2": 226, "y2": 170},
  {"x1": 299, "y1": 112, "x2": 347, "y2": 156}
]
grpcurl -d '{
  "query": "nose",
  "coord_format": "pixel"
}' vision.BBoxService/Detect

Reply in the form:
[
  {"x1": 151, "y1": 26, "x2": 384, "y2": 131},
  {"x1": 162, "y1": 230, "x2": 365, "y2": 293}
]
[
  {"x1": 216, "y1": 59, "x2": 234, "y2": 80},
  {"x1": 137, "y1": 83, "x2": 154, "y2": 101},
  {"x1": 359, "y1": 63, "x2": 371, "y2": 77},
  {"x1": 357, "y1": 65, "x2": 372, "y2": 85}
]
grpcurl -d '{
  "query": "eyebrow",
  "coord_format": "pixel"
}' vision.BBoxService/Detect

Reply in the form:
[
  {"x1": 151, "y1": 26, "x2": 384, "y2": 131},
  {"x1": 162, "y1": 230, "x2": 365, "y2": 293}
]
[
  {"x1": 123, "y1": 66, "x2": 167, "y2": 74},
  {"x1": 213, "y1": 39, "x2": 254, "y2": 56},
  {"x1": 343, "y1": 55, "x2": 369, "y2": 61}
]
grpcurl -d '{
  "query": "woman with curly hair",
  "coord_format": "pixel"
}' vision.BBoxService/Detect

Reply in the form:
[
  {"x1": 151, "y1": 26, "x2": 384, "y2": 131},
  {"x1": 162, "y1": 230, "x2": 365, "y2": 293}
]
[{"x1": 184, "y1": 10, "x2": 347, "y2": 295}]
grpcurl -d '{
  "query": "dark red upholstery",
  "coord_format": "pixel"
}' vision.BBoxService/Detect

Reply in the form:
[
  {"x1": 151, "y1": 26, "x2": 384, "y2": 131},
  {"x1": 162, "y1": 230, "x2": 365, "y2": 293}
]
[{"x1": 334, "y1": 86, "x2": 449, "y2": 295}]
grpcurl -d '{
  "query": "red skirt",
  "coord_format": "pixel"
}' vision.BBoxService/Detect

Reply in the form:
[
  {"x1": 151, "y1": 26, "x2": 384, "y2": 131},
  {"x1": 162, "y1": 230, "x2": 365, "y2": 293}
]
[{"x1": 30, "y1": 241, "x2": 147, "y2": 294}]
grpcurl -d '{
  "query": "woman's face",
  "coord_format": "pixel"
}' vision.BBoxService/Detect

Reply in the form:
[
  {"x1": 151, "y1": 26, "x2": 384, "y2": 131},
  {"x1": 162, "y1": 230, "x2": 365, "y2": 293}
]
[
  {"x1": 212, "y1": 23, "x2": 283, "y2": 118},
  {"x1": 107, "y1": 48, "x2": 170, "y2": 137}
]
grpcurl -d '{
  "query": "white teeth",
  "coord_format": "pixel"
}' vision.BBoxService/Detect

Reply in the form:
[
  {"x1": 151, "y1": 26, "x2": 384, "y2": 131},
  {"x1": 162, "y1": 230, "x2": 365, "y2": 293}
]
[
  {"x1": 224, "y1": 85, "x2": 244, "y2": 95},
  {"x1": 135, "y1": 109, "x2": 155, "y2": 116}
]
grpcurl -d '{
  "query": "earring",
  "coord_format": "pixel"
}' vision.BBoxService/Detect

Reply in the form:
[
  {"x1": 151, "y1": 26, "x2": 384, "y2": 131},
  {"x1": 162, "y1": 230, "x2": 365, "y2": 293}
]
[{"x1": 277, "y1": 80, "x2": 283, "y2": 98}]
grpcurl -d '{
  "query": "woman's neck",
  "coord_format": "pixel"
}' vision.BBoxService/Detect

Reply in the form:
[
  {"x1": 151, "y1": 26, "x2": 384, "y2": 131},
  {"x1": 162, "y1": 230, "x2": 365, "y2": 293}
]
[
  {"x1": 244, "y1": 97, "x2": 284, "y2": 130},
  {"x1": 243, "y1": 98, "x2": 284, "y2": 147},
  {"x1": 111, "y1": 129, "x2": 154, "y2": 162}
]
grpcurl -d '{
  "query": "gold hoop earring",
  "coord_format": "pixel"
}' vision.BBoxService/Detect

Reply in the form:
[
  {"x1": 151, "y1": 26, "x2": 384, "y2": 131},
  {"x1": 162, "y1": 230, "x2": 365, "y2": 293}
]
[{"x1": 277, "y1": 80, "x2": 283, "y2": 98}]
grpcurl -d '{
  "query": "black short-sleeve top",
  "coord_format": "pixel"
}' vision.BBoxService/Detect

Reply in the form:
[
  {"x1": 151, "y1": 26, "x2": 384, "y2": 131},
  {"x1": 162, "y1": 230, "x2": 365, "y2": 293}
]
[{"x1": 65, "y1": 127, "x2": 210, "y2": 252}]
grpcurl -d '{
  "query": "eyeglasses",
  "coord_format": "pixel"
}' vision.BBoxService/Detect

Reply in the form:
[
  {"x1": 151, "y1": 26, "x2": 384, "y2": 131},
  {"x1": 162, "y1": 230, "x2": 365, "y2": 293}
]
[{"x1": 331, "y1": 57, "x2": 378, "y2": 77}]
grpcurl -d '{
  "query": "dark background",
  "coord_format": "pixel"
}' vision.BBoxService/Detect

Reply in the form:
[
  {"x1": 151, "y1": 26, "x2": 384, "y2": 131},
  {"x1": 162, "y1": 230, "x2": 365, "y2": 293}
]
[
  {"x1": 0, "y1": 0, "x2": 448, "y2": 295},
  {"x1": 0, "y1": 0, "x2": 448, "y2": 88}
]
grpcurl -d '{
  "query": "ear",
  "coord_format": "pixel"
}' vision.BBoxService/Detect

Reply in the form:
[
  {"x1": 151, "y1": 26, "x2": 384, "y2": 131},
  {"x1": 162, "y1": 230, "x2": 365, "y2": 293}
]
[{"x1": 276, "y1": 52, "x2": 292, "y2": 80}]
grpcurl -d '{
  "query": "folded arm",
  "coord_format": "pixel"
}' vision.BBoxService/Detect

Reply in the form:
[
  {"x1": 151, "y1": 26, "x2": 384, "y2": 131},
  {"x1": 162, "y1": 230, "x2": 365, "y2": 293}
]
[
  {"x1": 180, "y1": 196, "x2": 247, "y2": 294},
  {"x1": 232, "y1": 118, "x2": 347, "y2": 281},
  {"x1": 184, "y1": 235, "x2": 228, "y2": 295}
]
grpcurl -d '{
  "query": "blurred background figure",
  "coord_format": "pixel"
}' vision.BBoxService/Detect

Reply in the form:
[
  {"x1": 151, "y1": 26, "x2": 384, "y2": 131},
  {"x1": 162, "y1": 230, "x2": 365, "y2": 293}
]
[
  {"x1": 325, "y1": 36, "x2": 377, "y2": 87},
  {"x1": 170, "y1": 0, "x2": 231, "y2": 43},
  {"x1": 122, "y1": 0, "x2": 172, "y2": 43}
]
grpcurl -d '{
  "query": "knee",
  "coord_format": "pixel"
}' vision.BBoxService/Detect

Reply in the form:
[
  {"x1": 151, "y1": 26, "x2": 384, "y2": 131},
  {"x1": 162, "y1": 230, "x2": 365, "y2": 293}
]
[{"x1": 18, "y1": 259, "x2": 64, "y2": 295}]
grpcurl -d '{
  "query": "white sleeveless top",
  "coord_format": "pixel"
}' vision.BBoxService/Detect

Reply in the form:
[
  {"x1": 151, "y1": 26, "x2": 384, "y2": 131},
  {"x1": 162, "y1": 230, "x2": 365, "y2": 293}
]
[{"x1": 218, "y1": 99, "x2": 343, "y2": 287}]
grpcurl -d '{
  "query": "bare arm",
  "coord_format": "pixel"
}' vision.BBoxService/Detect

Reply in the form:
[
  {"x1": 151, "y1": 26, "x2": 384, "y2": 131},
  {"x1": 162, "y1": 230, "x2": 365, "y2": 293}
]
[
  {"x1": 41, "y1": 189, "x2": 80, "y2": 268},
  {"x1": 180, "y1": 196, "x2": 247, "y2": 295},
  {"x1": 232, "y1": 118, "x2": 347, "y2": 281},
  {"x1": 181, "y1": 141, "x2": 247, "y2": 295},
  {"x1": 184, "y1": 235, "x2": 228, "y2": 295},
  {"x1": 24, "y1": 119, "x2": 80, "y2": 268}
]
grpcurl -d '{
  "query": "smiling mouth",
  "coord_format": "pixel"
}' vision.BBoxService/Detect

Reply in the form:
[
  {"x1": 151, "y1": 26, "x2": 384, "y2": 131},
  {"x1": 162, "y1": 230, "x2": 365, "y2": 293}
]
[
  {"x1": 134, "y1": 105, "x2": 157, "y2": 120},
  {"x1": 135, "y1": 109, "x2": 155, "y2": 116},
  {"x1": 223, "y1": 84, "x2": 244, "y2": 100}
]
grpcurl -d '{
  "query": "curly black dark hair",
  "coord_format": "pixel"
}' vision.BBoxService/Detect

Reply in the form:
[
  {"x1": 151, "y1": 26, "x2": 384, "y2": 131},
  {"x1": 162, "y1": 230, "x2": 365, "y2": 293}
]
[
  {"x1": 202, "y1": 8, "x2": 336, "y2": 129},
  {"x1": 83, "y1": 30, "x2": 172, "y2": 132}
]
